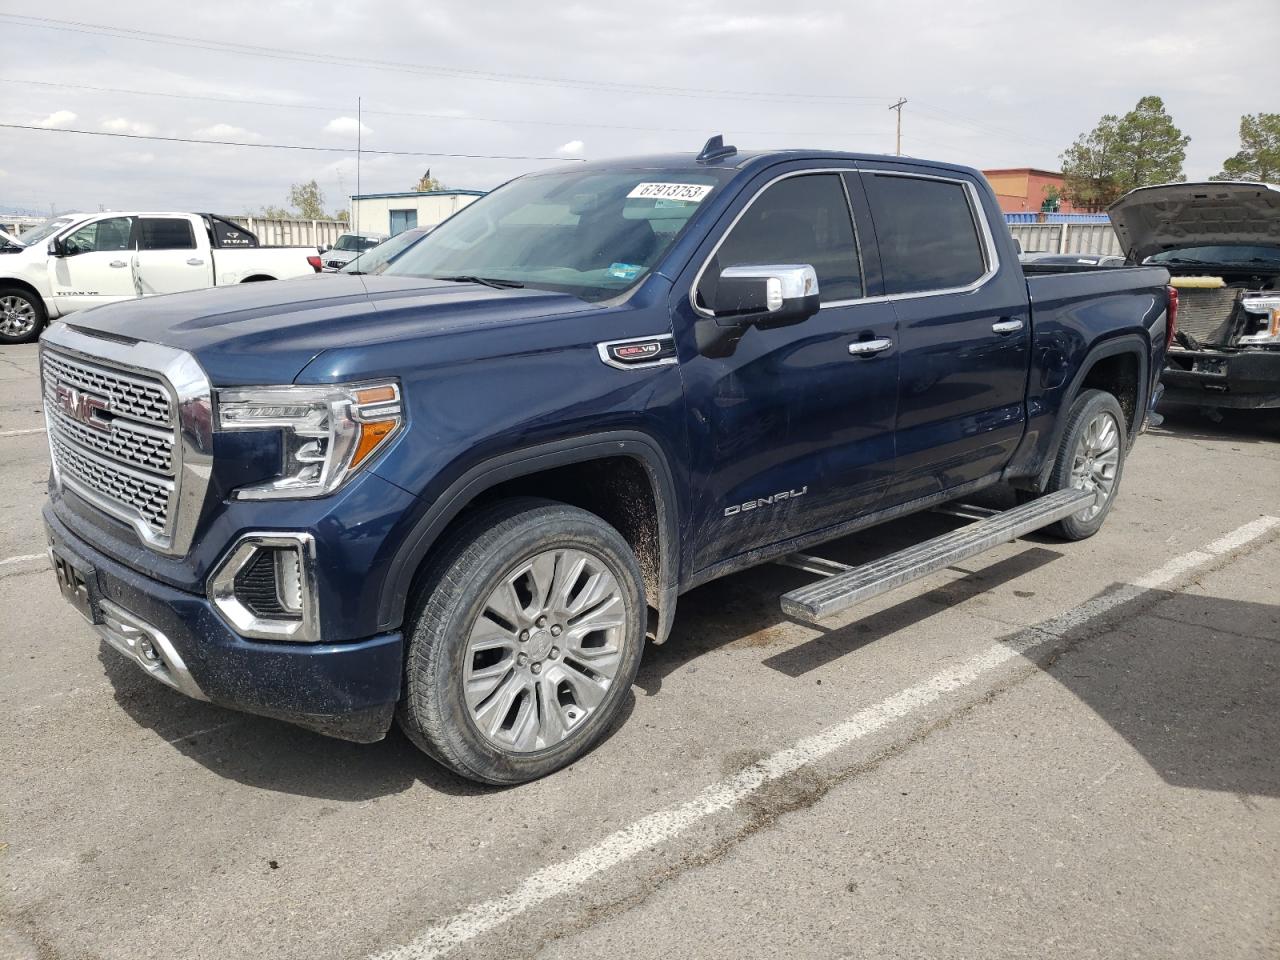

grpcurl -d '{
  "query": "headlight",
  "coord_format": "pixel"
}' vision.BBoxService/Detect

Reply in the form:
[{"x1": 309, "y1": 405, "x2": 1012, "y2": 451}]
[
  {"x1": 1240, "y1": 296, "x2": 1280, "y2": 344},
  {"x1": 217, "y1": 380, "x2": 402, "y2": 499}
]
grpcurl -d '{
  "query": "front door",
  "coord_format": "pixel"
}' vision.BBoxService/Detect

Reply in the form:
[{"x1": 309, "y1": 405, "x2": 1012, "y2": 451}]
[
  {"x1": 133, "y1": 217, "x2": 213, "y2": 296},
  {"x1": 675, "y1": 168, "x2": 900, "y2": 573},
  {"x1": 46, "y1": 216, "x2": 138, "y2": 313},
  {"x1": 858, "y1": 166, "x2": 1030, "y2": 504}
]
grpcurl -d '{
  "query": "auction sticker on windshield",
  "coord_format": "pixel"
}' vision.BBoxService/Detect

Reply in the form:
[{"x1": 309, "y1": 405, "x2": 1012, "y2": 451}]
[{"x1": 627, "y1": 182, "x2": 713, "y2": 203}]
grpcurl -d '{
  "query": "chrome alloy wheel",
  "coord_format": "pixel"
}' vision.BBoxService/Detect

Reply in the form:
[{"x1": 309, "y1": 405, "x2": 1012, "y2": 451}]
[
  {"x1": 0, "y1": 295, "x2": 37, "y2": 338},
  {"x1": 463, "y1": 548, "x2": 627, "y2": 752},
  {"x1": 1070, "y1": 411, "x2": 1121, "y2": 521}
]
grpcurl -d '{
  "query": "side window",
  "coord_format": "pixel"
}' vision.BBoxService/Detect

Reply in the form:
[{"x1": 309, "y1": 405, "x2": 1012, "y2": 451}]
[
  {"x1": 699, "y1": 173, "x2": 862, "y2": 307},
  {"x1": 62, "y1": 216, "x2": 135, "y2": 255},
  {"x1": 863, "y1": 175, "x2": 988, "y2": 294},
  {"x1": 139, "y1": 218, "x2": 196, "y2": 251},
  {"x1": 210, "y1": 217, "x2": 257, "y2": 248}
]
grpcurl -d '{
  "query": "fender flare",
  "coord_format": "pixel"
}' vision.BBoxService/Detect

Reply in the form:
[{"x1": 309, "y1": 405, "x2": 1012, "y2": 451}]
[
  {"x1": 1034, "y1": 331, "x2": 1151, "y2": 489},
  {"x1": 377, "y1": 430, "x2": 681, "y2": 641}
]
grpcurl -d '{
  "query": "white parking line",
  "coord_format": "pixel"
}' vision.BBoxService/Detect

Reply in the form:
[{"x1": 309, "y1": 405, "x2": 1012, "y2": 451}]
[
  {"x1": 0, "y1": 426, "x2": 45, "y2": 437},
  {"x1": 369, "y1": 514, "x2": 1280, "y2": 960},
  {"x1": 0, "y1": 553, "x2": 46, "y2": 566}
]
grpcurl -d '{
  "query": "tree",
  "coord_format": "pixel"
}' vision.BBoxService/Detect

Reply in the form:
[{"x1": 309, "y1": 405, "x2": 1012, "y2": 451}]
[
  {"x1": 1061, "y1": 96, "x2": 1189, "y2": 210},
  {"x1": 1041, "y1": 184, "x2": 1062, "y2": 213},
  {"x1": 289, "y1": 180, "x2": 327, "y2": 220},
  {"x1": 413, "y1": 168, "x2": 445, "y2": 192},
  {"x1": 1211, "y1": 113, "x2": 1280, "y2": 182}
]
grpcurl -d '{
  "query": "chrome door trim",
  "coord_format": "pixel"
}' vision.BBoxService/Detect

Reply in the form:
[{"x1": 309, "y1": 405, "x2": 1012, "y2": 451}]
[{"x1": 992, "y1": 318, "x2": 1025, "y2": 334}]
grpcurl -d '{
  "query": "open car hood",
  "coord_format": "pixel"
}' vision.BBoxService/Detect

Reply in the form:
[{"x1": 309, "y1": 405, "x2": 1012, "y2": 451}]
[{"x1": 1108, "y1": 181, "x2": 1280, "y2": 262}]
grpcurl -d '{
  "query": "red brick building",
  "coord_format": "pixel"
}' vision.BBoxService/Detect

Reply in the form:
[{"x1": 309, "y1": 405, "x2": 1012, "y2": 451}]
[{"x1": 981, "y1": 168, "x2": 1080, "y2": 214}]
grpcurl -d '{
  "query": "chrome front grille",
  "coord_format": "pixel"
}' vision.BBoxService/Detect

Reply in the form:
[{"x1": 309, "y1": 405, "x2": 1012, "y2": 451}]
[
  {"x1": 42, "y1": 349, "x2": 172, "y2": 425},
  {"x1": 42, "y1": 346, "x2": 180, "y2": 540}
]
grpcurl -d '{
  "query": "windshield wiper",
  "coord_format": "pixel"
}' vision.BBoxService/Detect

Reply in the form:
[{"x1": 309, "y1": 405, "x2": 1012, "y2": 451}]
[{"x1": 432, "y1": 275, "x2": 525, "y2": 290}]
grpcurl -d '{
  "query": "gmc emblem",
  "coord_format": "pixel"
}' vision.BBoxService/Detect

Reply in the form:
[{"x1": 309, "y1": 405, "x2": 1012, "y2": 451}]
[{"x1": 55, "y1": 384, "x2": 110, "y2": 431}]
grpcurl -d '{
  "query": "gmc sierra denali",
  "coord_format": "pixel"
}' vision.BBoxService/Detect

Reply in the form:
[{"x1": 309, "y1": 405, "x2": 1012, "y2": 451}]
[{"x1": 40, "y1": 138, "x2": 1173, "y2": 784}]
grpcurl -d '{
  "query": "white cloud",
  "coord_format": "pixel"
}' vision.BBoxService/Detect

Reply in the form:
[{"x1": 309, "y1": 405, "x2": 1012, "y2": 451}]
[
  {"x1": 557, "y1": 139, "x2": 585, "y2": 156},
  {"x1": 0, "y1": 168, "x2": 7, "y2": 178},
  {"x1": 34, "y1": 110, "x2": 77, "y2": 129},
  {"x1": 100, "y1": 117, "x2": 156, "y2": 136},
  {"x1": 193, "y1": 123, "x2": 261, "y2": 140},
  {"x1": 324, "y1": 116, "x2": 372, "y2": 137}
]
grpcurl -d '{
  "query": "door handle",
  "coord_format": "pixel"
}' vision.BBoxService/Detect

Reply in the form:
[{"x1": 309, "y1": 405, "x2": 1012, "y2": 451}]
[
  {"x1": 992, "y1": 319, "x2": 1024, "y2": 335},
  {"x1": 109, "y1": 260, "x2": 128, "y2": 268},
  {"x1": 848, "y1": 337, "x2": 893, "y2": 357},
  {"x1": 186, "y1": 258, "x2": 205, "y2": 266}
]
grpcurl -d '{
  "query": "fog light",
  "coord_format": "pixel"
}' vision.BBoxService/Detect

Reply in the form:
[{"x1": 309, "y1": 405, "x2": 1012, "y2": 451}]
[{"x1": 208, "y1": 533, "x2": 318, "y2": 642}]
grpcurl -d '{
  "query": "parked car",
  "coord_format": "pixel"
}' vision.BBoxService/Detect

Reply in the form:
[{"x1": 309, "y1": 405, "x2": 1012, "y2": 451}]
[
  {"x1": 1110, "y1": 181, "x2": 1280, "y2": 410},
  {"x1": 41, "y1": 139, "x2": 1172, "y2": 784},
  {"x1": 338, "y1": 226, "x2": 430, "y2": 275},
  {"x1": 319, "y1": 231, "x2": 389, "y2": 271},
  {"x1": 0, "y1": 212, "x2": 323, "y2": 343},
  {"x1": 1020, "y1": 252, "x2": 1126, "y2": 267}
]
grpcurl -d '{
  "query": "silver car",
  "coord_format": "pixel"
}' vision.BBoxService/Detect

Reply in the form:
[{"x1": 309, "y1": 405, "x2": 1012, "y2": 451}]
[{"x1": 319, "y1": 232, "x2": 389, "y2": 271}]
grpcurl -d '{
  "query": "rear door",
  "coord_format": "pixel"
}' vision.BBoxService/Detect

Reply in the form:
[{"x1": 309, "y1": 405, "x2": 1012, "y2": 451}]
[
  {"x1": 675, "y1": 165, "x2": 900, "y2": 573},
  {"x1": 859, "y1": 166, "x2": 1030, "y2": 503},
  {"x1": 46, "y1": 216, "x2": 138, "y2": 313},
  {"x1": 133, "y1": 216, "x2": 213, "y2": 296}
]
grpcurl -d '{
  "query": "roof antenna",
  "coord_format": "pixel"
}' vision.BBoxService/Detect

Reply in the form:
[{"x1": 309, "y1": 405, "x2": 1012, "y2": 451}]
[{"x1": 697, "y1": 134, "x2": 737, "y2": 164}]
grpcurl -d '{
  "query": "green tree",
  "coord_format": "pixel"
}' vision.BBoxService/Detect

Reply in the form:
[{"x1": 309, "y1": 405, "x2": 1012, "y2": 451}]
[
  {"x1": 413, "y1": 168, "x2": 445, "y2": 192},
  {"x1": 1061, "y1": 96, "x2": 1189, "y2": 210},
  {"x1": 1211, "y1": 113, "x2": 1280, "y2": 182},
  {"x1": 289, "y1": 179, "x2": 327, "y2": 220},
  {"x1": 1041, "y1": 184, "x2": 1062, "y2": 213}
]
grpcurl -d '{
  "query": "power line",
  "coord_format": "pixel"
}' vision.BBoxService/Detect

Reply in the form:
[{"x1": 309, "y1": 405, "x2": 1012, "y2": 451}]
[
  {"x1": 0, "y1": 123, "x2": 583, "y2": 161},
  {"x1": 0, "y1": 14, "x2": 898, "y2": 106},
  {"x1": 0, "y1": 77, "x2": 884, "y2": 140}
]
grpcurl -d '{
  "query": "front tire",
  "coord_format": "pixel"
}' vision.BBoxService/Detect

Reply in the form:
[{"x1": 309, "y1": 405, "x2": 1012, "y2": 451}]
[
  {"x1": 1040, "y1": 389, "x2": 1128, "y2": 540},
  {"x1": 0, "y1": 287, "x2": 46, "y2": 344},
  {"x1": 398, "y1": 498, "x2": 646, "y2": 785}
]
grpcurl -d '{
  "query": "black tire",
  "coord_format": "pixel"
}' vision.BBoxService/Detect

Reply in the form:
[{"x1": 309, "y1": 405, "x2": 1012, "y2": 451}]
[
  {"x1": 1035, "y1": 389, "x2": 1128, "y2": 540},
  {"x1": 397, "y1": 498, "x2": 646, "y2": 785},
  {"x1": 0, "y1": 286, "x2": 47, "y2": 345}
]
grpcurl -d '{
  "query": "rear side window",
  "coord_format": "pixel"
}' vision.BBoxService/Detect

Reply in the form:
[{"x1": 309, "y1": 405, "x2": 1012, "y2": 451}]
[
  {"x1": 864, "y1": 175, "x2": 988, "y2": 294},
  {"x1": 699, "y1": 173, "x2": 863, "y2": 306},
  {"x1": 209, "y1": 217, "x2": 258, "y2": 248},
  {"x1": 139, "y1": 218, "x2": 196, "y2": 251}
]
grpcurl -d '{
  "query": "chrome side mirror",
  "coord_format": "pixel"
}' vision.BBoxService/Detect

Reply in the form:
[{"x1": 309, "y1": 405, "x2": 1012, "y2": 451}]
[{"x1": 711, "y1": 264, "x2": 820, "y2": 322}]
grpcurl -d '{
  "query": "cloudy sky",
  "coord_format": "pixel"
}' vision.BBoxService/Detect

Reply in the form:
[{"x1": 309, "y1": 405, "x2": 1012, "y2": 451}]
[{"x1": 0, "y1": 1, "x2": 1276, "y2": 218}]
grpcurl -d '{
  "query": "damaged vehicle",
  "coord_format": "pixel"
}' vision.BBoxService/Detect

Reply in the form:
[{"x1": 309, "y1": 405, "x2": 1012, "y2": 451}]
[{"x1": 1110, "y1": 182, "x2": 1280, "y2": 410}]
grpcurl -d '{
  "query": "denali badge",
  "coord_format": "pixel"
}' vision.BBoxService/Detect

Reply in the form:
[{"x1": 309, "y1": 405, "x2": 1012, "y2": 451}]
[
  {"x1": 724, "y1": 486, "x2": 808, "y2": 517},
  {"x1": 55, "y1": 384, "x2": 110, "y2": 431}
]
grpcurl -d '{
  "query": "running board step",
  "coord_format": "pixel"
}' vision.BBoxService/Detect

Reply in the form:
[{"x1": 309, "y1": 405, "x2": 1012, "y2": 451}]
[{"x1": 779, "y1": 488, "x2": 1094, "y2": 624}]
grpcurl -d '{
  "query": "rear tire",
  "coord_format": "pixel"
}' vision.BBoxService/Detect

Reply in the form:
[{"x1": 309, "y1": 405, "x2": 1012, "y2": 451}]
[
  {"x1": 0, "y1": 287, "x2": 46, "y2": 344},
  {"x1": 397, "y1": 498, "x2": 646, "y2": 785},
  {"x1": 1035, "y1": 389, "x2": 1128, "y2": 540}
]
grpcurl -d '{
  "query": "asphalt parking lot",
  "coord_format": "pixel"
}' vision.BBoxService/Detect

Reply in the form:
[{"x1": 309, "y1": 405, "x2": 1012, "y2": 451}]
[{"x1": 1, "y1": 341, "x2": 1278, "y2": 960}]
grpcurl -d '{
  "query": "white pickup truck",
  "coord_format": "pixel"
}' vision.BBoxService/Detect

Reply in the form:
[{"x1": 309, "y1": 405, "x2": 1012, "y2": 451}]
[{"x1": 0, "y1": 212, "x2": 322, "y2": 343}]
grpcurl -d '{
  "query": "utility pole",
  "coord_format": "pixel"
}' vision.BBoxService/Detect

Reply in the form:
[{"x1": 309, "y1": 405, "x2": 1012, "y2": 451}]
[
  {"x1": 355, "y1": 96, "x2": 362, "y2": 236},
  {"x1": 888, "y1": 98, "x2": 907, "y2": 156}
]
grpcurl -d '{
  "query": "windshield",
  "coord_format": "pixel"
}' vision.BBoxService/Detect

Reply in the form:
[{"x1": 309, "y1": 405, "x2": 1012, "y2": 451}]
[
  {"x1": 1146, "y1": 244, "x2": 1280, "y2": 266},
  {"x1": 332, "y1": 234, "x2": 382, "y2": 252},
  {"x1": 9, "y1": 216, "x2": 75, "y2": 248},
  {"x1": 340, "y1": 229, "x2": 427, "y2": 275},
  {"x1": 383, "y1": 167, "x2": 732, "y2": 301}
]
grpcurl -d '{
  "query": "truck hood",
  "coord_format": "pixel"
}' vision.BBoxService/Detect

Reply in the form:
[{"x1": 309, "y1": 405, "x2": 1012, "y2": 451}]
[
  {"x1": 1108, "y1": 181, "x2": 1280, "y2": 262},
  {"x1": 62, "y1": 275, "x2": 595, "y2": 386}
]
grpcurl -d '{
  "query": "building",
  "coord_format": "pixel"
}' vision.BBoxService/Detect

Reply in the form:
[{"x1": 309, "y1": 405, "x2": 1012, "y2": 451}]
[
  {"x1": 349, "y1": 189, "x2": 487, "y2": 236},
  {"x1": 981, "y1": 168, "x2": 1080, "y2": 215}
]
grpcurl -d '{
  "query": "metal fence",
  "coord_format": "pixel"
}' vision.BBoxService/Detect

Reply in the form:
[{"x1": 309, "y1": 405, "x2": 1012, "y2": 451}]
[
  {"x1": 226, "y1": 217, "x2": 347, "y2": 247},
  {"x1": 1010, "y1": 222, "x2": 1122, "y2": 256}
]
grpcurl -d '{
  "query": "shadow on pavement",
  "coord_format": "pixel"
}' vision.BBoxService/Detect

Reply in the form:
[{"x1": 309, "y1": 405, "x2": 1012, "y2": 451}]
[
  {"x1": 1153, "y1": 405, "x2": 1280, "y2": 445},
  {"x1": 1022, "y1": 584, "x2": 1280, "y2": 798}
]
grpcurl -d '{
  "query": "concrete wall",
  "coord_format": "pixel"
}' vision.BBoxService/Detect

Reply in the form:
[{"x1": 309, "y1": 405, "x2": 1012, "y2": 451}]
[{"x1": 1010, "y1": 222, "x2": 1123, "y2": 256}]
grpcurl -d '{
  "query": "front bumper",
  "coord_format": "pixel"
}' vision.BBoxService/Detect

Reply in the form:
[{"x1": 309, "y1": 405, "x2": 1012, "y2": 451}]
[
  {"x1": 44, "y1": 505, "x2": 403, "y2": 742},
  {"x1": 1161, "y1": 347, "x2": 1280, "y2": 409}
]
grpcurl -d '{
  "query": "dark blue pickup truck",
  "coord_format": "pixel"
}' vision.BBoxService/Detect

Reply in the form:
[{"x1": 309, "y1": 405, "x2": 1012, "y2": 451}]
[{"x1": 40, "y1": 139, "x2": 1173, "y2": 783}]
